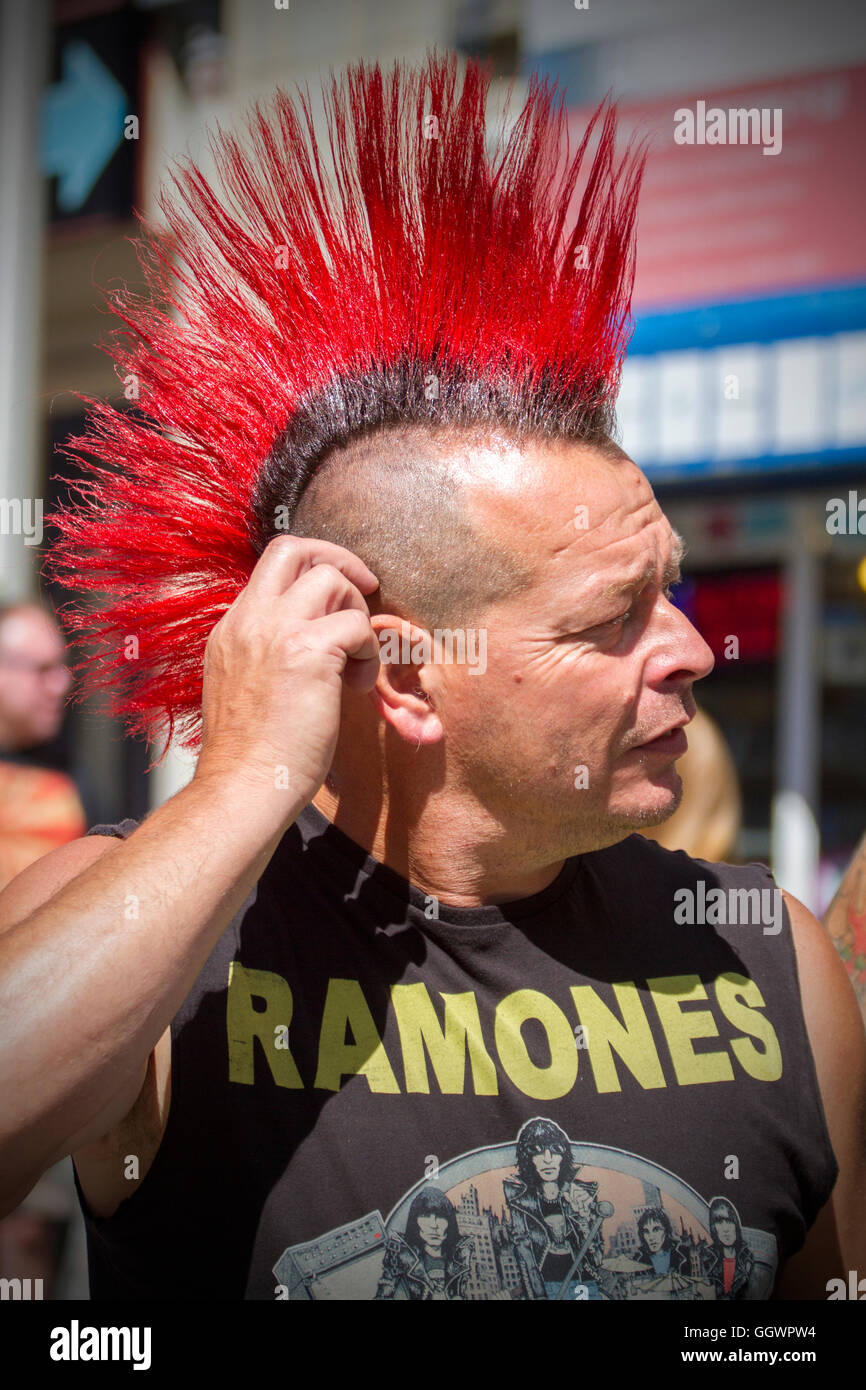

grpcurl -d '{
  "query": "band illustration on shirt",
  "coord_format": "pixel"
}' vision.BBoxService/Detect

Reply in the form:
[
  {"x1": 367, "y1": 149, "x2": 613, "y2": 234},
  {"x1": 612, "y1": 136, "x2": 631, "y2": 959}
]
[{"x1": 272, "y1": 1116, "x2": 778, "y2": 1300}]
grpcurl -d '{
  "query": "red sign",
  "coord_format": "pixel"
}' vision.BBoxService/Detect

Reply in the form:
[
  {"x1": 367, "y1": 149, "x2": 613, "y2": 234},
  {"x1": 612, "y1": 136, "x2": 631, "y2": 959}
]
[
  {"x1": 692, "y1": 570, "x2": 782, "y2": 662},
  {"x1": 569, "y1": 67, "x2": 866, "y2": 309}
]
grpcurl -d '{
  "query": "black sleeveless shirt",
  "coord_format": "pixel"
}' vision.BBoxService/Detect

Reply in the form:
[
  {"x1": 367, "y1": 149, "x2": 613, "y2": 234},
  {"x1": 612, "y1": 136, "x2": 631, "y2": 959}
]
[{"x1": 73, "y1": 803, "x2": 837, "y2": 1301}]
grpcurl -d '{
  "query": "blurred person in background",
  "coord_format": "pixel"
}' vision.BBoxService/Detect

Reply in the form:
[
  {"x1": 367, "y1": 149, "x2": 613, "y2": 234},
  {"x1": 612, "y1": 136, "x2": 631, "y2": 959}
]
[
  {"x1": 639, "y1": 705, "x2": 742, "y2": 863},
  {"x1": 824, "y1": 829, "x2": 866, "y2": 1031},
  {"x1": 0, "y1": 600, "x2": 88, "y2": 1297},
  {"x1": 0, "y1": 601, "x2": 86, "y2": 891}
]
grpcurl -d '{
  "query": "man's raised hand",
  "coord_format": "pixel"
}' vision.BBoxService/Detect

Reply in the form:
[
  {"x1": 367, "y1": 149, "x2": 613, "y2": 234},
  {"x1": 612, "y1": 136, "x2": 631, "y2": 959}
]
[{"x1": 194, "y1": 536, "x2": 380, "y2": 817}]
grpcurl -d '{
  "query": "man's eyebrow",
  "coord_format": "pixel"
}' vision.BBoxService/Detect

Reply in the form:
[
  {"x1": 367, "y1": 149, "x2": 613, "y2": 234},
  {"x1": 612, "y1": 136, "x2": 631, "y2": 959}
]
[
  {"x1": 665, "y1": 531, "x2": 687, "y2": 584},
  {"x1": 596, "y1": 531, "x2": 687, "y2": 603}
]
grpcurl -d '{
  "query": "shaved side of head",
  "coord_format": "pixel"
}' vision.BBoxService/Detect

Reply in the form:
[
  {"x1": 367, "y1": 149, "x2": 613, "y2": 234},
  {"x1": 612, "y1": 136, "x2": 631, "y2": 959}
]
[{"x1": 287, "y1": 425, "x2": 536, "y2": 630}]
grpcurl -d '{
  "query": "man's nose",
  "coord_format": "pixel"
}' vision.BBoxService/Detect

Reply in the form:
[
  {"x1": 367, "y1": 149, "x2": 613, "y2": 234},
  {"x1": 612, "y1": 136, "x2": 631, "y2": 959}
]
[
  {"x1": 651, "y1": 596, "x2": 715, "y2": 685},
  {"x1": 681, "y1": 614, "x2": 715, "y2": 682}
]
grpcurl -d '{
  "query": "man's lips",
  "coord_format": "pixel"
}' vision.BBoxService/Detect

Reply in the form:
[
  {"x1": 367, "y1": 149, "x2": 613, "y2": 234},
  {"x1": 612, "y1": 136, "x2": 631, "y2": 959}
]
[
  {"x1": 628, "y1": 716, "x2": 692, "y2": 756},
  {"x1": 634, "y1": 728, "x2": 688, "y2": 755}
]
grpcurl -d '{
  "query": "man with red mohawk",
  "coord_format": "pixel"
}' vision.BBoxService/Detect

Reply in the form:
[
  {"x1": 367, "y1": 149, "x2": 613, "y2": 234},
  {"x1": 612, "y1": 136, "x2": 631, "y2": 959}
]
[{"x1": 0, "y1": 53, "x2": 862, "y2": 1302}]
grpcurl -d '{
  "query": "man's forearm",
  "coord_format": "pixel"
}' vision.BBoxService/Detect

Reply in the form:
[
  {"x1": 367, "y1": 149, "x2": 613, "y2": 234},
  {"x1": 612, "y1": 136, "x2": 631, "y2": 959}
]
[
  {"x1": 823, "y1": 830, "x2": 866, "y2": 1027},
  {"x1": 0, "y1": 772, "x2": 299, "y2": 1202}
]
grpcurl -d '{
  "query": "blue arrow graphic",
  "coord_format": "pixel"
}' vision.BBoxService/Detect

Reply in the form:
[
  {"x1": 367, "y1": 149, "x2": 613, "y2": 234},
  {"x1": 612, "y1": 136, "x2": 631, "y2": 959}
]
[{"x1": 41, "y1": 39, "x2": 128, "y2": 213}]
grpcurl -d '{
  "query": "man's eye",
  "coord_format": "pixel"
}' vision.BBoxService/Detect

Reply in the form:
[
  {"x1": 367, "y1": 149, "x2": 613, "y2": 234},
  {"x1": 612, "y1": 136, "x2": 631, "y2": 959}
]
[
  {"x1": 559, "y1": 608, "x2": 634, "y2": 642},
  {"x1": 601, "y1": 609, "x2": 632, "y2": 629}
]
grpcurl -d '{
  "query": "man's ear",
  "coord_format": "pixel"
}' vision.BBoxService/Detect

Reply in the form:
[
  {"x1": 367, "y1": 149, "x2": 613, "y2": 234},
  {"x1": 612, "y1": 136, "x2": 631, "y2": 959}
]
[{"x1": 368, "y1": 615, "x2": 443, "y2": 746}]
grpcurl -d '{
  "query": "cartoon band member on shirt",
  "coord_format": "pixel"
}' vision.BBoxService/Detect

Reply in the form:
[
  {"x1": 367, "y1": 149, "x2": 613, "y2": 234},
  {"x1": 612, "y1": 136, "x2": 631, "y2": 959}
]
[
  {"x1": 634, "y1": 1205, "x2": 694, "y2": 1278},
  {"x1": 702, "y1": 1196, "x2": 755, "y2": 1299},
  {"x1": 372, "y1": 1119, "x2": 763, "y2": 1300},
  {"x1": 375, "y1": 1186, "x2": 474, "y2": 1300},
  {"x1": 504, "y1": 1117, "x2": 613, "y2": 1300}
]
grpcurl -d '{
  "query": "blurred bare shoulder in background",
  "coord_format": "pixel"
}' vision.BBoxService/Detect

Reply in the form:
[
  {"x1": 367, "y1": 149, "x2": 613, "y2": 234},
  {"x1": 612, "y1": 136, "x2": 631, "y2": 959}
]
[{"x1": 823, "y1": 830, "x2": 866, "y2": 1029}]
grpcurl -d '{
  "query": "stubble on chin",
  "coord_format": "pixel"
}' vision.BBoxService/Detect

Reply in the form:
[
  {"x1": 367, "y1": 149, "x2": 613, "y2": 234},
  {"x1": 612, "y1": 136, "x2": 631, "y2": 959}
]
[
  {"x1": 567, "y1": 765, "x2": 686, "y2": 848},
  {"x1": 611, "y1": 771, "x2": 685, "y2": 830}
]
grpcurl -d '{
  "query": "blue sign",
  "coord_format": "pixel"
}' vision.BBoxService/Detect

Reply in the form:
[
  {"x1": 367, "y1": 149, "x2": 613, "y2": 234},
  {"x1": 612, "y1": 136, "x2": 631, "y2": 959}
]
[
  {"x1": 619, "y1": 285, "x2": 866, "y2": 481},
  {"x1": 41, "y1": 39, "x2": 128, "y2": 215}
]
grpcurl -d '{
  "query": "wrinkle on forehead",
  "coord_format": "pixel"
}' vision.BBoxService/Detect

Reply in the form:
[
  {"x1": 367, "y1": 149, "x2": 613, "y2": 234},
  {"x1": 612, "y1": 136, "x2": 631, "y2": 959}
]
[
  {"x1": 591, "y1": 529, "x2": 686, "y2": 602},
  {"x1": 459, "y1": 439, "x2": 665, "y2": 571}
]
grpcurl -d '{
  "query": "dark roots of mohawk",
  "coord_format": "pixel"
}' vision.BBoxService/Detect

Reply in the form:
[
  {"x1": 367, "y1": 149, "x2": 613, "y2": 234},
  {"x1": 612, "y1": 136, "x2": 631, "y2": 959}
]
[{"x1": 252, "y1": 355, "x2": 617, "y2": 550}]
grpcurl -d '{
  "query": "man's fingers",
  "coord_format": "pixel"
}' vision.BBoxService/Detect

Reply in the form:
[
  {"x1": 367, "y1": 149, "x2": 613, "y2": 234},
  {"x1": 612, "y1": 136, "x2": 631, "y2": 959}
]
[
  {"x1": 306, "y1": 608, "x2": 381, "y2": 663},
  {"x1": 342, "y1": 653, "x2": 383, "y2": 693},
  {"x1": 280, "y1": 563, "x2": 373, "y2": 621},
  {"x1": 306, "y1": 609, "x2": 381, "y2": 691},
  {"x1": 244, "y1": 535, "x2": 379, "y2": 602}
]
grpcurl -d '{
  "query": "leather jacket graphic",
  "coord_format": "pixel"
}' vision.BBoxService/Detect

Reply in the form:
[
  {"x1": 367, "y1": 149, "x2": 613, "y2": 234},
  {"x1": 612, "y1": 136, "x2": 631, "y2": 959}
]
[
  {"x1": 504, "y1": 1176, "x2": 605, "y2": 1299},
  {"x1": 375, "y1": 1231, "x2": 475, "y2": 1300}
]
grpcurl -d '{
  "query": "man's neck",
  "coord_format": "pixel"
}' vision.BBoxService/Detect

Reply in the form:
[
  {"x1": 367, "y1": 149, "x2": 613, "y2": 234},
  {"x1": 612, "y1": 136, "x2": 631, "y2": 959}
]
[{"x1": 311, "y1": 781, "x2": 566, "y2": 909}]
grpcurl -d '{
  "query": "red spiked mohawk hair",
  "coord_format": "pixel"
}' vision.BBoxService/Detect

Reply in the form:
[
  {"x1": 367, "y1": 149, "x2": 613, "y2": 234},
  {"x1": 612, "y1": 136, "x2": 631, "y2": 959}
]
[{"x1": 44, "y1": 50, "x2": 646, "y2": 756}]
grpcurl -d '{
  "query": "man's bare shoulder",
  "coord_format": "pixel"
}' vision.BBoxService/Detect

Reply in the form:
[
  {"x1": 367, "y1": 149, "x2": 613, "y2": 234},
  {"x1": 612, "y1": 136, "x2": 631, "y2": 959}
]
[
  {"x1": 0, "y1": 832, "x2": 125, "y2": 933},
  {"x1": 775, "y1": 890, "x2": 866, "y2": 1292},
  {"x1": 782, "y1": 889, "x2": 866, "y2": 1072}
]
